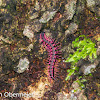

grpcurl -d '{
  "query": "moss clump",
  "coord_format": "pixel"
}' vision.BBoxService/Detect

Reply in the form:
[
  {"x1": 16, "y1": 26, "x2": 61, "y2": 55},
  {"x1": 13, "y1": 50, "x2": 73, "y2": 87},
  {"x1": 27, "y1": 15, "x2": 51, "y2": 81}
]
[{"x1": 65, "y1": 35, "x2": 97, "y2": 81}]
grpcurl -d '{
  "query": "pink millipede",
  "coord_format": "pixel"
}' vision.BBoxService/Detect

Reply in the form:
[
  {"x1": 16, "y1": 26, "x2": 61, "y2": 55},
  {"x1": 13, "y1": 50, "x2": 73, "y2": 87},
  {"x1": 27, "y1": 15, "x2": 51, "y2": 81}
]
[{"x1": 40, "y1": 32, "x2": 61, "y2": 80}]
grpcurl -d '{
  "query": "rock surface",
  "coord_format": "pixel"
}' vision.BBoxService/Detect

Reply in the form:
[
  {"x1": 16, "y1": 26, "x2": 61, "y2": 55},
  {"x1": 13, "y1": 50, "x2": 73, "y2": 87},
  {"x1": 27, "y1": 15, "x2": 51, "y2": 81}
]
[{"x1": 0, "y1": 0, "x2": 99, "y2": 100}]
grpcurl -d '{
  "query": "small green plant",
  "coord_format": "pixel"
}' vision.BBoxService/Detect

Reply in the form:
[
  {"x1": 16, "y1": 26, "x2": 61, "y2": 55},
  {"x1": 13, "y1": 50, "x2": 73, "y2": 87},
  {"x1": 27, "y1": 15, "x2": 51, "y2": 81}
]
[
  {"x1": 71, "y1": 77, "x2": 87, "y2": 92},
  {"x1": 74, "y1": 76, "x2": 87, "y2": 89},
  {"x1": 66, "y1": 35, "x2": 97, "y2": 63},
  {"x1": 65, "y1": 35, "x2": 97, "y2": 81},
  {"x1": 65, "y1": 65, "x2": 79, "y2": 80}
]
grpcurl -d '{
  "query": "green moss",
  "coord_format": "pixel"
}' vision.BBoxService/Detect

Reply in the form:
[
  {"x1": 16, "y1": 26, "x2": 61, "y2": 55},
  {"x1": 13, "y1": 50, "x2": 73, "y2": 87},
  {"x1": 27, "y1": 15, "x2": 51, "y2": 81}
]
[
  {"x1": 65, "y1": 35, "x2": 97, "y2": 63},
  {"x1": 65, "y1": 35, "x2": 97, "y2": 81}
]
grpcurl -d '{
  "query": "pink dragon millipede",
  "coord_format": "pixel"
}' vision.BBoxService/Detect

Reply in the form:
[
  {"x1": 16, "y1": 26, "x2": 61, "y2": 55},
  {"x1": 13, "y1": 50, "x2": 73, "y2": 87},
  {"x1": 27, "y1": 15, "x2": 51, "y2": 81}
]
[{"x1": 40, "y1": 32, "x2": 61, "y2": 80}]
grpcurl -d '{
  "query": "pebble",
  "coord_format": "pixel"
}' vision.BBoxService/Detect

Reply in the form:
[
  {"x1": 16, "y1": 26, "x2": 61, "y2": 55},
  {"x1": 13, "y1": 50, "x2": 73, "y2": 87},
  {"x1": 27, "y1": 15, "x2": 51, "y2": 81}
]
[
  {"x1": 39, "y1": 11, "x2": 57, "y2": 23},
  {"x1": 64, "y1": 0, "x2": 77, "y2": 20},
  {"x1": 65, "y1": 23, "x2": 78, "y2": 36},
  {"x1": 14, "y1": 57, "x2": 29, "y2": 73},
  {"x1": 80, "y1": 64, "x2": 96, "y2": 75}
]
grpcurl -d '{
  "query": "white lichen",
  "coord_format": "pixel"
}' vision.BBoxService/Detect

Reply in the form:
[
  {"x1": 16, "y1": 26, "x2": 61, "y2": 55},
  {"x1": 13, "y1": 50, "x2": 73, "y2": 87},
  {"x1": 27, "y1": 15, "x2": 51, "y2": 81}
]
[
  {"x1": 23, "y1": 25, "x2": 34, "y2": 41},
  {"x1": 16, "y1": 57, "x2": 29, "y2": 73},
  {"x1": 86, "y1": 0, "x2": 95, "y2": 7},
  {"x1": 39, "y1": 11, "x2": 57, "y2": 23},
  {"x1": 82, "y1": 64, "x2": 96, "y2": 75}
]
